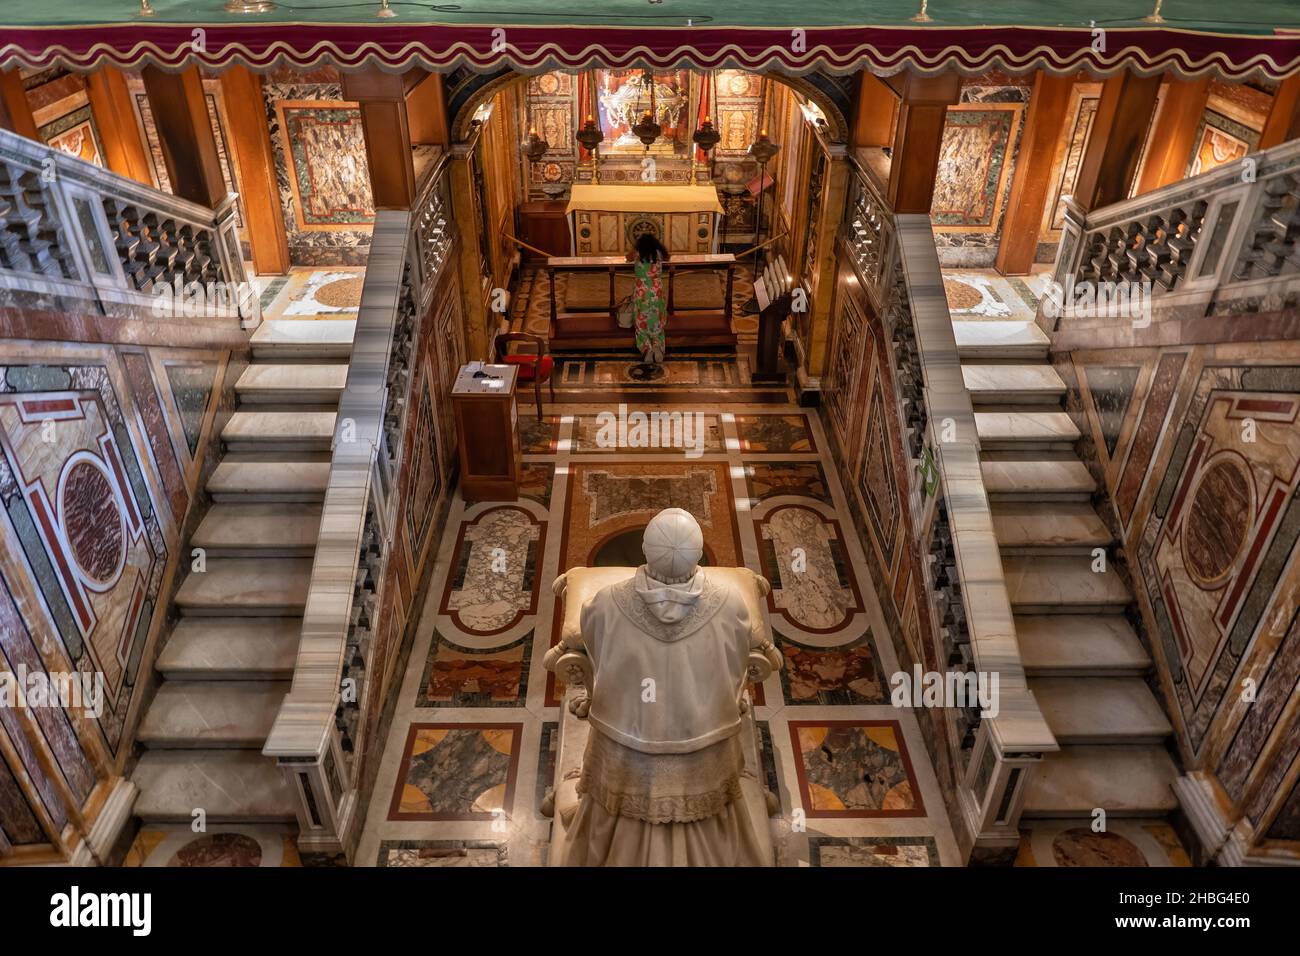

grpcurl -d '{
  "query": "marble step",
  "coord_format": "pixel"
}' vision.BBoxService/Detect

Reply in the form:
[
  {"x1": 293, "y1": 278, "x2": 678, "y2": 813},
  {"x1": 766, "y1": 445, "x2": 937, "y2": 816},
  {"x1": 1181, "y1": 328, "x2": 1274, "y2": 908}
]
[
  {"x1": 1030, "y1": 678, "x2": 1172, "y2": 744},
  {"x1": 961, "y1": 364, "x2": 1066, "y2": 405},
  {"x1": 991, "y1": 500, "x2": 1113, "y2": 553},
  {"x1": 207, "y1": 460, "x2": 331, "y2": 502},
  {"x1": 175, "y1": 558, "x2": 313, "y2": 617},
  {"x1": 975, "y1": 411, "x2": 1081, "y2": 451},
  {"x1": 158, "y1": 618, "x2": 301, "y2": 680},
  {"x1": 250, "y1": 319, "x2": 356, "y2": 360},
  {"x1": 980, "y1": 457, "x2": 1097, "y2": 501},
  {"x1": 137, "y1": 681, "x2": 289, "y2": 748},
  {"x1": 1021, "y1": 745, "x2": 1180, "y2": 818},
  {"x1": 1016, "y1": 615, "x2": 1151, "y2": 676},
  {"x1": 132, "y1": 750, "x2": 297, "y2": 823},
  {"x1": 191, "y1": 503, "x2": 322, "y2": 557},
  {"x1": 953, "y1": 321, "x2": 1050, "y2": 361},
  {"x1": 235, "y1": 363, "x2": 348, "y2": 404},
  {"x1": 1002, "y1": 555, "x2": 1133, "y2": 613},
  {"x1": 221, "y1": 410, "x2": 336, "y2": 452}
]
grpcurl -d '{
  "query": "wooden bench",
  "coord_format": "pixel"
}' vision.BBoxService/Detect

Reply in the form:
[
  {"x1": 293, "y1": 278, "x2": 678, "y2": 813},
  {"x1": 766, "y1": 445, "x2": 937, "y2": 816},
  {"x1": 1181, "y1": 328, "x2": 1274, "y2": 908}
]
[{"x1": 545, "y1": 253, "x2": 738, "y2": 351}]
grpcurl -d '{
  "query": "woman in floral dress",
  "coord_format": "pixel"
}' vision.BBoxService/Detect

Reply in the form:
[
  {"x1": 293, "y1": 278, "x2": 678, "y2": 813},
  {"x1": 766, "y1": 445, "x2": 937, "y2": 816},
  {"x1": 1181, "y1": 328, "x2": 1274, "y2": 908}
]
[{"x1": 628, "y1": 232, "x2": 670, "y2": 366}]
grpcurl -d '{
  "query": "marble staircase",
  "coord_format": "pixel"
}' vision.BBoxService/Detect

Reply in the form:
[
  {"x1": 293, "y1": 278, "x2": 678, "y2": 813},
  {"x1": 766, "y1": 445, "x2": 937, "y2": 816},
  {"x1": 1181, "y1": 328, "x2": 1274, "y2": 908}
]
[
  {"x1": 132, "y1": 319, "x2": 356, "y2": 825},
  {"x1": 954, "y1": 320, "x2": 1178, "y2": 820}
]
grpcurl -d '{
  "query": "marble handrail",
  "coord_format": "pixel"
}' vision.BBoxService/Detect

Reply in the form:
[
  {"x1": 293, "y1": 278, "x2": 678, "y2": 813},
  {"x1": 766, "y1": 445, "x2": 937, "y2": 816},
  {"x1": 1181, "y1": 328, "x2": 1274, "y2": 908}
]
[
  {"x1": 0, "y1": 126, "x2": 248, "y2": 323},
  {"x1": 892, "y1": 215, "x2": 1057, "y2": 759},
  {"x1": 262, "y1": 209, "x2": 411, "y2": 776},
  {"x1": 263, "y1": 161, "x2": 453, "y2": 855}
]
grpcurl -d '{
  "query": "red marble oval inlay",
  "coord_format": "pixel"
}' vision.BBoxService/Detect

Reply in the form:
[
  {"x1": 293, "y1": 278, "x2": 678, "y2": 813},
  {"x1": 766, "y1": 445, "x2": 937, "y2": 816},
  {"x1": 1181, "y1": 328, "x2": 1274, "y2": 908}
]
[
  {"x1": 1051, "y1": 828, "x2": 1148, "y2": 867},
  {"x1": 61, "y1": 459, "x2": 124, "y2": 585},
  {"x1": 1184, "y1": 459, "x2": 1252, "y2": 587},
  {"x1": 169, "y1": 833, "x2": 264, "y2": 867}
]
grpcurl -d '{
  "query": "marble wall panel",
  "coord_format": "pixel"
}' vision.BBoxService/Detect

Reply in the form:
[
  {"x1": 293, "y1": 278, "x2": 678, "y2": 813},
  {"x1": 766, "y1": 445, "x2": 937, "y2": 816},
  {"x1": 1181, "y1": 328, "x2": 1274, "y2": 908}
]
[
  {"x1": 359, "y1": 266, "x2": 464, "y2": 796},
  {"x1": 262, "y1": 78, "x2": 373, "y2": 266},
  {"x1": 932, "y1": 84, "x2": 1030, "y2": 268},
  {"x1": 0, "y1": 363, "x2": 168, "y2": 753},
  {"x1": 0, "y1": 341, "x2": 226, "y2": 856},
  {"x1": 1062, "y1": 338, "x2": 1300, "y2": 862},
  {"x1": 819, "y1": 257, "x2": 958, "y2": 834}
]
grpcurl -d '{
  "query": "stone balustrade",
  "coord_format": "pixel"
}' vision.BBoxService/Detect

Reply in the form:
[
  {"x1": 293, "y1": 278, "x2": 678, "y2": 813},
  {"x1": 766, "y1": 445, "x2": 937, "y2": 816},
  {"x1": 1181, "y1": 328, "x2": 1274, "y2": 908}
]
[
  {"x1": 1050, "y1": 138, "x2": 1300, "y2": 332},
  {"x1": 0, "y1": 127, "x2": 248, "y2": 323}
]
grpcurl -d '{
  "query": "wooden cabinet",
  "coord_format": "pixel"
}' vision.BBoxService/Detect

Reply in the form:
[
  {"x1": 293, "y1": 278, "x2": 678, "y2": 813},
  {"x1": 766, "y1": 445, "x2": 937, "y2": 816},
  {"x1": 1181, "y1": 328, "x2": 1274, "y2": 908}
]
[
  {"x1": 517, "y1": 200, "x2": 570, "y2": 261},
  {"x1": 451, "y1": 363, "x2": 520, "y2": 502}
]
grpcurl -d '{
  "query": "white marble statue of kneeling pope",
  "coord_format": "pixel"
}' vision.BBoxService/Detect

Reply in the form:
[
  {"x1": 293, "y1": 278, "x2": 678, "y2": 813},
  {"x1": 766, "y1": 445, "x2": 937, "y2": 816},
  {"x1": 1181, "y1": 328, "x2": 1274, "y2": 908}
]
[{"x1": 554, "y1": 507, "x2": 780, "y2": 866}]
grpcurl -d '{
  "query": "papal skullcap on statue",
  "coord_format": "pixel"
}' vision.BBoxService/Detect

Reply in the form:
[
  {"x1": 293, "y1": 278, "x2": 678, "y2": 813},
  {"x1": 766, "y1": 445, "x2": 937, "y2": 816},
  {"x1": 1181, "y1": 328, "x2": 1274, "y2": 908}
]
[{"x1": 642, "y1": 508, "x2": 704, "y2": 584}]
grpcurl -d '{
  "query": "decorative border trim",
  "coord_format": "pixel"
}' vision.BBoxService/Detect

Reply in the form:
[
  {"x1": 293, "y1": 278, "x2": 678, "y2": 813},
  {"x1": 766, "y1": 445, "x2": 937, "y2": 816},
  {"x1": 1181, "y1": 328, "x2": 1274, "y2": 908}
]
[{"x1": 2, "y1": 25, "x2": 1299, "y2": 82}]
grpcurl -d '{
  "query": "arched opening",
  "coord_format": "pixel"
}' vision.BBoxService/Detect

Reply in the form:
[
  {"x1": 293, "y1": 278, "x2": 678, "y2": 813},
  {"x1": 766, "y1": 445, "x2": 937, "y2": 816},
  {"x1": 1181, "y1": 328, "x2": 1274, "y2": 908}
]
[{"x1": 446, "y1": 65, "x2": 850, "y2": 380}]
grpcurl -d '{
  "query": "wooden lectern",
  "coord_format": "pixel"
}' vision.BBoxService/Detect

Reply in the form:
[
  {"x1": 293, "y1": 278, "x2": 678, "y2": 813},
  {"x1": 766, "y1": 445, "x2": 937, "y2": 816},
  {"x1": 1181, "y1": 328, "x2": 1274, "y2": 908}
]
[{"x1": 451, "y1": 363, "x2": 520, "y2": 502}]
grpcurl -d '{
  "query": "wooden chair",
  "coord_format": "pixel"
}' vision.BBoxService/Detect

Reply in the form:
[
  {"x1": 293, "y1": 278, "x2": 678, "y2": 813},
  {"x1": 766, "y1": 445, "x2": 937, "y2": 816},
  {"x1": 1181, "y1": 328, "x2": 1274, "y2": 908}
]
[{"x1": 494, "y1": 331, "x2": 555, "y2": 418}]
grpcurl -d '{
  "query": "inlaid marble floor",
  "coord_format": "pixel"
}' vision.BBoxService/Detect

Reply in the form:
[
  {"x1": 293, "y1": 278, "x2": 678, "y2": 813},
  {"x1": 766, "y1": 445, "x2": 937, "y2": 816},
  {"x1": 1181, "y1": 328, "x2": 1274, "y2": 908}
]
[
  {"x1": 356, "y1": 401, "x2": 961, "y2": 867},
  {"x1": 257, "y1": 267, "x2": 367, "y2": 320},
  {"x1": 942, "y1": 268, "x2": 1051, "y2": 321}
]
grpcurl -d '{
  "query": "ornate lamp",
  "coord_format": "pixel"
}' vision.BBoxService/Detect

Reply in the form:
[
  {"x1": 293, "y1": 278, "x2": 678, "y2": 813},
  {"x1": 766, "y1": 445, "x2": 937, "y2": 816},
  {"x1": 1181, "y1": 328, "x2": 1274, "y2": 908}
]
[
  {"x1": 376, "y1": 0, "x2": 398, "y2": 17},
  {"x1": 523, "y1": 126, "x2": 549, "y2": 163},
  {"x1": 137, "y1": 0, "x2": 156, "y2": 15},
  {"x1": 748, "y1": 128, "x2": 780, "y2": 165},
  {"x1": 576, "y1": 113, "x2": 604, "y2": 152},
  {"x1": 631, "y1": 71, "x2": 662, "y2": 148},
  {"x1": 692, "y1": 115, "x2": 721, "y2": 153}
]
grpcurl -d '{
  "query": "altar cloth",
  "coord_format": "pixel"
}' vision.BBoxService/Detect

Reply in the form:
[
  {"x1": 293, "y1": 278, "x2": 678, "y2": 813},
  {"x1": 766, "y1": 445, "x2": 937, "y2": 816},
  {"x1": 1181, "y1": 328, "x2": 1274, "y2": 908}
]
[{"x1": 566, "y1": 184, "x2": 724, "y2": 216}]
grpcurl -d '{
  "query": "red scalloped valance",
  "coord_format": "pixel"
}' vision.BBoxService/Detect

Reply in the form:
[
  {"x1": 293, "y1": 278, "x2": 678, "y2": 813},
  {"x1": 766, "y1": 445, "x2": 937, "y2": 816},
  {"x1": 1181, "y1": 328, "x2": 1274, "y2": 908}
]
[{"x1": 2, "y1": 23, "x2": 1299, "y2": 81}]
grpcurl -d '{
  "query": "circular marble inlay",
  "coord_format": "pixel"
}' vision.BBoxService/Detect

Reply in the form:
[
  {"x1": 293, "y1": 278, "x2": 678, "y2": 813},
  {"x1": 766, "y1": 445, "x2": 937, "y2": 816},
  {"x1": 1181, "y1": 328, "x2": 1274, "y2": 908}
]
[
  {"x1": 943, "y1": 278, "x2": 983, "y2": 311},
  {"x1": 1184, "y1": 458, "x2": 1252, "y2": 587},
  {"x1": 1051, "y1": 828, "x2": 1147, "y2": 867},
  {"x1": 314, "y1": 276, "x2": 365, "y2": 309},
  {"x1": 61, "y1": 458, "x2": 124, "y2": 587},
  {"x1": 627, "y1": 362, "x2": 667, "y2": 382},
  {"x1": 169, "y1": 832, "x2": 263, "y2": 867}
]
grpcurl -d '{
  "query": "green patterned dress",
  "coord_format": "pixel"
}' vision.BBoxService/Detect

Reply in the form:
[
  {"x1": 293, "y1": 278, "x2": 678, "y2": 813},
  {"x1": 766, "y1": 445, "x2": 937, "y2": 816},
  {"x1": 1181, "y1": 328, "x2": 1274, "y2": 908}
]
[{"x1": 632, "y1": 257, "x2": 666, "y2": 363}]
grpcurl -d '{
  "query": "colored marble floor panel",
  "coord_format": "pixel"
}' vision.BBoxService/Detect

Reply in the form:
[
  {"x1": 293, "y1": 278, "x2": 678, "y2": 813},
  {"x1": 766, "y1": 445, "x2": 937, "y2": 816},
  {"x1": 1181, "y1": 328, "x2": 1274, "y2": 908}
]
[
  {"x1": 734, "y1": 413, "x2": 818, "y2": 453},
  {"x1": 388, "y1": 723, "x2": 522, "y2": 822},
  {"x1": 788, "y1": 720, "x2": 925, "y2": 818},
  {"x1": 377, "y1": 840, "x2": 508, "y2": 867},
  {"x1": 415, "y1": 630, "x2": 533, "y2": 707},
  {"x1": 777, "y1": 630, "x2": 887, "y2": 705},
  {"x1": 809, "y1": 836, "x2": 940, "y2": 867}
]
